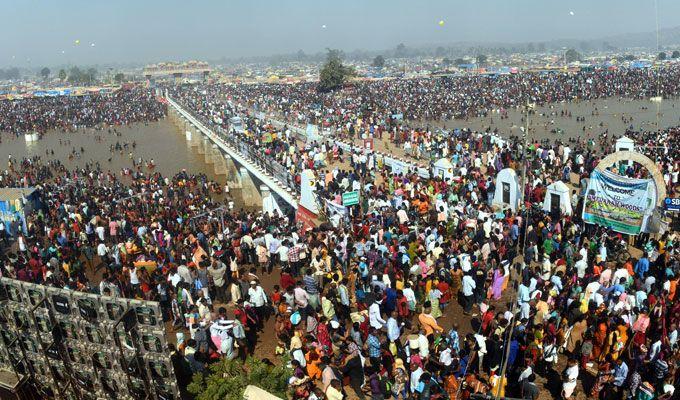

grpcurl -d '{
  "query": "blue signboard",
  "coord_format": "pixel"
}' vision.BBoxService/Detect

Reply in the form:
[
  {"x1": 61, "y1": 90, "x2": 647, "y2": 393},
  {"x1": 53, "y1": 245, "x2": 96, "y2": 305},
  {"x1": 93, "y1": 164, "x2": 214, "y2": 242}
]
[{"x1": 665, "y1": 197, "x2": 680, "y2": 212}]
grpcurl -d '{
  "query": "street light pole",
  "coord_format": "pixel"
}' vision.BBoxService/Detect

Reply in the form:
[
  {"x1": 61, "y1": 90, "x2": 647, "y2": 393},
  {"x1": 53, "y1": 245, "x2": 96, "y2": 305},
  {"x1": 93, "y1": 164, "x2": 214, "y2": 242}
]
[{"x1": 495, "y1": 100, "x2": 532, "y2": 400}]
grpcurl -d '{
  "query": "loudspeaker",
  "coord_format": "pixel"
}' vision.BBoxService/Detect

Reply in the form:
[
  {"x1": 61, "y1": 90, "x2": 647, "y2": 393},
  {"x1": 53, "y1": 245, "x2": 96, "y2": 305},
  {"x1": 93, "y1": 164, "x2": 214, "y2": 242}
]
[
  {"x1": 75, "y1": 293, "x2": 101, "y2": 322},
  {"x1": 145, "y1": 354, "x2": 172, "y2": 382},
  {"x1": 46, "y1": 287, "x2": 72, "y2": 316},
  {"x1": 91, "y1": 348, "x2": 115, "y2": 370},
  {"x1": 101, "y1": 296, "x2": 129, "y2": 322},
  {"x1": 129, "y1": 300, "x2": 162, "y2": 328},
  {"x1": 21, "y1": 282, "x2": 46, "y2": 308},
  {"x1": 139, "y1": 330, "x2": 166, "y2": 354},
  {"x1": 1, "y1": 279, "x2": 23, "y2": 303}
]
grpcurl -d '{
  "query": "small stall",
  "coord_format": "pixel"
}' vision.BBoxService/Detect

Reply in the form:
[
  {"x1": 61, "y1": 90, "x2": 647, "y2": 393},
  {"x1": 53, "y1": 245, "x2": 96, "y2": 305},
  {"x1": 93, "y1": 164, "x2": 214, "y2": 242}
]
[{"x1": 0, "y1": 188, "x2": 40, "y2": 236}]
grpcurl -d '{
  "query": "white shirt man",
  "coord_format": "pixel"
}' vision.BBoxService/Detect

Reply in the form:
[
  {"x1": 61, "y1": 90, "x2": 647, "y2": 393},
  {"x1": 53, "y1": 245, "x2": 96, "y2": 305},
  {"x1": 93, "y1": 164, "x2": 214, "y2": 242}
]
[
  {"x1": 248, "y1": 283, "x2": 268, "y2": 307},
  {"x1": 574, "y1": 257, "x2": 588, "y2": 279},
  {"x1": 368, "y1": 300, "x2": 386, "y2": 329},
  {"x1": 95, "y1": 225, "x2": 106, "y2": 241},
  {"x1": 97, "y1": 242, "x2": 108, "y2": 258},
  {"x1": 177, "y1": 264, "x2": 192, "y2": 284},
  {"x1": 396, "y1": 208, "x2": 409, "y2": 224},
  {"x1": 462, "y1": 275, "x2": 476, "y2": 297},
  {"x1": 386, "y1": 315, "x2": 400, "y2": 342},
  {"x1": 402, "y1": 286, "x2": 416, "y2": 310}
]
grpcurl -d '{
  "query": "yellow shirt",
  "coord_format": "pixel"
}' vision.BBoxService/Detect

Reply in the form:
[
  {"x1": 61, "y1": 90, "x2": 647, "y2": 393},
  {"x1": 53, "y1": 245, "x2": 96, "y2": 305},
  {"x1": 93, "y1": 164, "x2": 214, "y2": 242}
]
[
  {"x1": 418, "y1": 313, "x2": 443, "y2": 336},
  {"x1": 490, "y1": 375, "x2": 507, "y2": 398}
]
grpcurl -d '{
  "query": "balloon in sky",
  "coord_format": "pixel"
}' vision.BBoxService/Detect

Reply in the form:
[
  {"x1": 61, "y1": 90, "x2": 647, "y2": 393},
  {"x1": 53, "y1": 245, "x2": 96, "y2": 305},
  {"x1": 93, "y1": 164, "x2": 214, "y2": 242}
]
[
  {"x1": 569, "y1": 11, "x2": 575, "y2": 16},
  {"x1": 322, "y1": 24, "x2": 327, "y2": 29},
  {"x1": 90, "y1": 43, "x2": 95, "y2": 47},
  {"x1": 74, "y1": 39, "x2": 80, "y2": 45},
  {"x1": 439, "y1": 20, "x2": 445, "y2": 26}
]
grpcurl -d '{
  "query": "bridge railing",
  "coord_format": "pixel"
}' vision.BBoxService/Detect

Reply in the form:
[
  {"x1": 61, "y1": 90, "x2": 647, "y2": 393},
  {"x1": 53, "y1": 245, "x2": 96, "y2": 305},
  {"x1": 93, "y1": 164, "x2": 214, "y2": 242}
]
[{"x1": 169, "y1": 97, "x2": 300, "y2": 195}]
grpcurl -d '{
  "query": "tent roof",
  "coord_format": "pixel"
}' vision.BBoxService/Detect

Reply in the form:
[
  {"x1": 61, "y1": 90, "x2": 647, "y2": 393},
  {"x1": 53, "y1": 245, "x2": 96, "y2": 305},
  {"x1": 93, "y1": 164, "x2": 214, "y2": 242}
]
[
  {"x1": 547, "y1": 180, "x2": 570, "y2": 192},
  {"x1": 435, "y1": 158, "x2": 453, "y2": 168},
  {"x1": 497, "y1": 168, "x2": 518, "y2": 178}
]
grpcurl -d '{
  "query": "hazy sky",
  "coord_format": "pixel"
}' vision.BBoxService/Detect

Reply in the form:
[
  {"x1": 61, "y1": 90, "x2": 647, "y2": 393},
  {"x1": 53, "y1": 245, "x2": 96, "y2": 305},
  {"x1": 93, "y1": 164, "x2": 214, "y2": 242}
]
[{"x1": 1, "y1": 0, "x2": 677, "y2": 67}]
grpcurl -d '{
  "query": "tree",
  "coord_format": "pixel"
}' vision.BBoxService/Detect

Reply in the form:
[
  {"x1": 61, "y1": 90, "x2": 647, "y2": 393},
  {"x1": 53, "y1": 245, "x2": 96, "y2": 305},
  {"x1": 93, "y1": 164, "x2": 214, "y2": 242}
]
[
  {"x1": 435, "y1": 46, "x2": 446, "y2": 57},
  {"x1": 86, "y1": 67, "x2": 97, "y2": 84},
  {"x1": 657, "y1": 52, "x2": 667, "y2": 61},
  {"x1": 672, "y1": 50, "x2": 680, "y2": 59},
  {"x1": 5, "y1": 67, "x2": 20, "y2": 80},
  {"x1": 318, "y1": 48, "x2": 354, "y2": 92},
  {"x1": 40, "y1": 67, "x2": 50, "y2": 80},
  {"x1": 454, "y1": 58, "x2": 466, "y2": 65},
  {"x1": 526, "y1": 43, "x2": 535, "y2": 53},
  {"x1": 395, "y1": 43, "x2": 407, "y2": 58},
  {"x1": 537, "y1": 43, "x2": 546, "y2": 52},
  {"x1": 565, "y1": 48, "x2": 581, "y2": 63},
  {"x1": 68, "y1": 66, "x2": 83, "y2": 83},
  {"x1": 296, "y1": 49, "x2": 306, "y2": 61},
  {"x1": 58, "y1": 69, "x2": 67, "y2": 81},
  {"x1": 476, "y1": 54, "x2": 488, "y2": 66},
  {"x1": 372, "y1": 55, "x2": 385, "y2": 69},
  {"x1": 188, "y1": 357, "x2": 291, "y2": 400},
  {"x1": 623, "y1": 54, "x2": 636, "y2": 61},
  {"x1": 114, "y1": 73, "x2": 125, "y2": 83},
  {"x1": 442, "y1": 58, "x2": 452, "y2": 66}
]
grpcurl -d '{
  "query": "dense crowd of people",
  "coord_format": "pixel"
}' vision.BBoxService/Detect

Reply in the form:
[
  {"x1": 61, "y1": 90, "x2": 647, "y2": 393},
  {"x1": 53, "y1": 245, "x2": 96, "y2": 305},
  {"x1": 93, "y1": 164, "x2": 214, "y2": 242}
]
[
  {"x1": 0, "y1": 87, "x2": 166, "y2": 135},
  {"x1": 0, "y1": 69, "x2": 678, "y2": 400},
  {"x1": 195, "y1": 67, "x2": 680, "y2": 128}
]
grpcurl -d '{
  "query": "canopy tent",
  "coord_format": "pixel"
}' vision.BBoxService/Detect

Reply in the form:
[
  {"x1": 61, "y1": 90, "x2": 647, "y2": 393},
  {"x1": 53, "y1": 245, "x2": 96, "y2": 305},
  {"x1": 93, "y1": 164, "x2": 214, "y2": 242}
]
[{"x1": 243, "y1": 385, "x2": 284, "y2": 400}]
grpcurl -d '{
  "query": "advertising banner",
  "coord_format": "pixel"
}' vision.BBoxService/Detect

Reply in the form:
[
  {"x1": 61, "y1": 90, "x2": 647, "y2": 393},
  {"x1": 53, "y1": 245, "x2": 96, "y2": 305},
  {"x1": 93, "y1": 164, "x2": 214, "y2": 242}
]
[{"x1": 582, "y1": 169, "x2": 653, "y2": 235}]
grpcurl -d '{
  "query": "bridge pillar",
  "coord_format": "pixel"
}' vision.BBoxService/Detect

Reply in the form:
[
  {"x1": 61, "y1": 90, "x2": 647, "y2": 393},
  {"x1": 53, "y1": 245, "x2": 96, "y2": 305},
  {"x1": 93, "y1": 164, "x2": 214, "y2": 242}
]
[
  {"x1": 261, "y1": 185, "x2": 283, "y2": 216},
  {"x1": 239, "y1": 167, "x2": 262, "y2": 206},
  {"x1": 213, "y1": 153, "x2": 228, "y2": 176},
  {"x1": 224, "y1": 155, "x2": 241, "y2": 188},
  {"x1": 198, "y1": 137, "x2": 209, "y2": 156},
  {"x1": 189, "y1": 128, "x2": 201, "y2": 148}
]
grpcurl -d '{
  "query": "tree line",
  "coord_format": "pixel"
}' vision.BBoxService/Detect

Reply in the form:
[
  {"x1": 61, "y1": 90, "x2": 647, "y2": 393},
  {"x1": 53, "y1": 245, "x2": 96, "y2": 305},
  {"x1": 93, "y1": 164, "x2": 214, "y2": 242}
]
[{"x1": 1, "y1": 66, "x2": 126, "y2": 84}]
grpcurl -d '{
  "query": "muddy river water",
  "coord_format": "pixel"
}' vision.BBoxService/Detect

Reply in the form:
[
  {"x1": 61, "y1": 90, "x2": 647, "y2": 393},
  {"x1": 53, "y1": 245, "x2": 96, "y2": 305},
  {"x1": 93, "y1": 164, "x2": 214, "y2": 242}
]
[
  {"x1": 439, "y1": 97, "x2": 680, "y2": 143},
  {"x1": 0, "y1": 118, "x2": 250, "y2": 205},
  {"x1": 1, "y1": 97, "x2": 678, "y2": 200}
]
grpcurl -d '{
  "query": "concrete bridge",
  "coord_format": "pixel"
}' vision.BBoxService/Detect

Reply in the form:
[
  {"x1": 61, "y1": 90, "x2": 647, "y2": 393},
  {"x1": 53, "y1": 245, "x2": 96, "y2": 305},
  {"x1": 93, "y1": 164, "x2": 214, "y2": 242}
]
[{"x1": 165, "y1": 96, "x2": 299, "y2": 209}]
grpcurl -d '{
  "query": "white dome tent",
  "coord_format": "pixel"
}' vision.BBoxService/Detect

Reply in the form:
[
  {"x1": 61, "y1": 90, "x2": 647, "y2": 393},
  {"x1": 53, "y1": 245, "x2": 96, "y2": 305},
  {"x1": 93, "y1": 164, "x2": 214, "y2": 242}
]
[
  {"x1": 433, "y1": 158, "x2": 454, "y2": 181},
  {"x1": 543, "y1": 180, "x2": 573, "y2": 216},
  {"x1": 493, "y1": 168, "x2": 521, "y2": 212}
]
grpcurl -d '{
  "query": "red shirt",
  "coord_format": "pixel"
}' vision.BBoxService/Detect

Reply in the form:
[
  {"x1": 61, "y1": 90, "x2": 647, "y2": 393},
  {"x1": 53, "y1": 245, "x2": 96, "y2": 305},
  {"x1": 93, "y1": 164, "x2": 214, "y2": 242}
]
[
  {"x1": 396, "y1": 296, "x2": 410, "y2": 318},
  {"x1": 280, "y1": 273, "x2": 296, "y2": 290}
]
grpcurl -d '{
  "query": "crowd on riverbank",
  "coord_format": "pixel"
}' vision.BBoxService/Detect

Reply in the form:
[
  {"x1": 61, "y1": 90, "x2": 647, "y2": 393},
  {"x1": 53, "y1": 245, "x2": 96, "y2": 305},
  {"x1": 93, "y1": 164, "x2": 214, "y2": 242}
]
[
  {"x1": 0, "y1": 87, "x2": 166, "y2": 136},
  {"x1": 196, "y1": 67, "x2": 680, "y2": 128},
  {"x1": 0, "y1": 71, "x2": 678, "y2": 400},
  {"x1": 165, "y1": 74, "x2": 678, "y2": 400}
]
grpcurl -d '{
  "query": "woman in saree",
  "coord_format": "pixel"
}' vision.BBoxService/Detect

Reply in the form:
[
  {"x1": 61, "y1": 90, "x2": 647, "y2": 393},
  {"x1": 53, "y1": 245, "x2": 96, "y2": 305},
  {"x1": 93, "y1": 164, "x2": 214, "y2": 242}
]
[
  {"x1": 429, "y1": 281, "x2": 443, "y2": 319},
  {"x1": 490, "y1": 267, "x2": 505, "y2": 300},
  {"x1": 590, "y1": 355, "x2": 613, "y2": 399},
  {"x1": 592, "y1": 319, "x2": 608, "y2": 361},
  {"x1": 608, "y1": 320, "x2": 629, "y2": 361}
]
